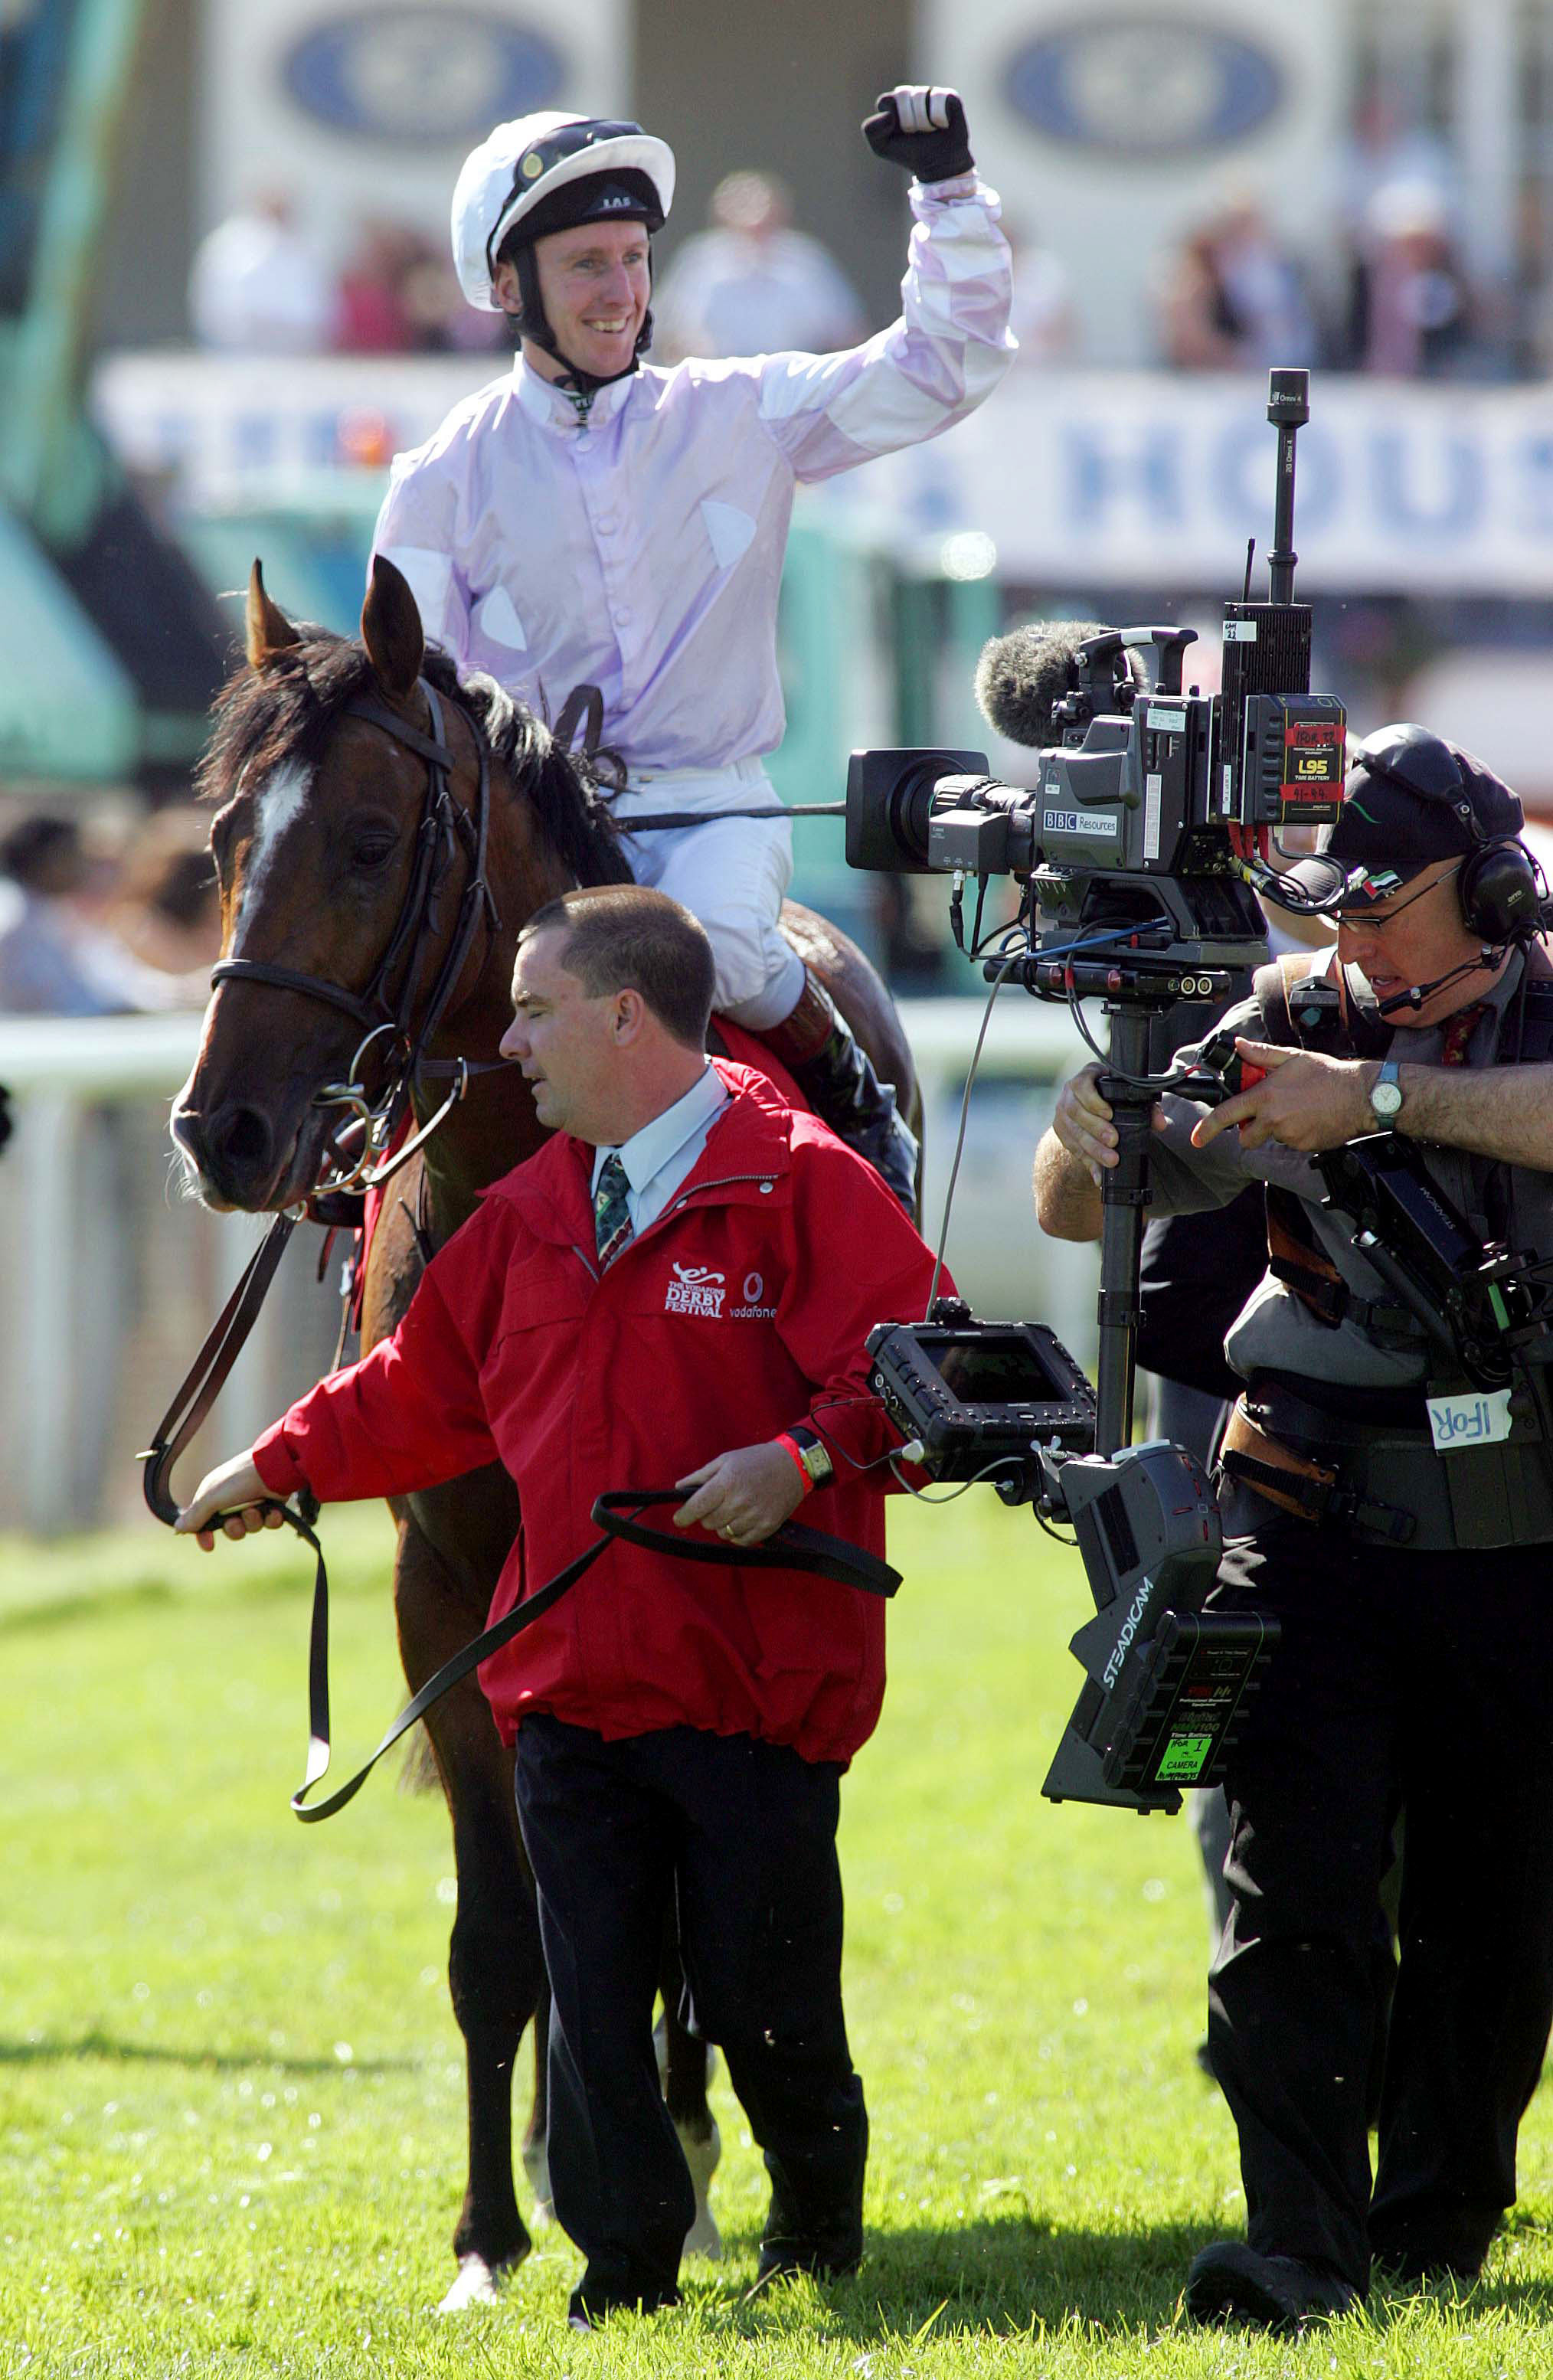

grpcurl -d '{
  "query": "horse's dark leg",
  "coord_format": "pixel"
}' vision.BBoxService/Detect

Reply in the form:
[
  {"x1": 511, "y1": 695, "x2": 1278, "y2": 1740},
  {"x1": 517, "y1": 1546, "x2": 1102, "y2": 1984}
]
[
  {"x1": 520, "y1": 1981, "x2": 552, "y2": 2218},
  {"x1": 657, "y1": 1918, "x2": 723, "y2": 2259},
  {"x1": 393, "y1": 1517, "x2": 546, "y2": 2310}
]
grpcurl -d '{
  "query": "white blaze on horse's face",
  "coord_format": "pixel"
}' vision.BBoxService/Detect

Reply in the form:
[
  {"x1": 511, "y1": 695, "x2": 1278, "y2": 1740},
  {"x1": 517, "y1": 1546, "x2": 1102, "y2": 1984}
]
[{"x1": 233, "y1": 762, "x2": 313, "y2": 943}]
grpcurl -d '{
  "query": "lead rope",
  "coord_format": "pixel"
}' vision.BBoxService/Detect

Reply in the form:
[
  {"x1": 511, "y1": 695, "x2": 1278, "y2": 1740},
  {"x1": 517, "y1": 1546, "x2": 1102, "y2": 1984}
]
[
  {"x1": 142, "y1": 1239, "x2": 901, "y2": 1824},
  {"x1": 289, "y1": 1492, "x2": 899, "y2": 1823}
]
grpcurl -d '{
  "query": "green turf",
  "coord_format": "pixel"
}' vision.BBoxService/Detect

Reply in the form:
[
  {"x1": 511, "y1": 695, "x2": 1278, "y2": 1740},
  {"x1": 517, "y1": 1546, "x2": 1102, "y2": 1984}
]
[{"x1": 3, "y1": 1499, "x2": 1552, "y2": 2376}]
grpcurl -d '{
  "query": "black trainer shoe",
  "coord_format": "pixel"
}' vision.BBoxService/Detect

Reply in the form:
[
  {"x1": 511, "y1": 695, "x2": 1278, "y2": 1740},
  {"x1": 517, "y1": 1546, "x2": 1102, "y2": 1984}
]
[
  {"x1": 567, "y1": 2280, "x2": 679, "y2": 2327},
  {"x1": 747, "y1": 2242, "x2": 861, "y2": 2299},
  {"x1": 1372, "y1": 2250, "x2": 1483, "y2": 2290},
  {"x1": 1185, "y1": 2241, "x2": 1358, "y2": 2333}
]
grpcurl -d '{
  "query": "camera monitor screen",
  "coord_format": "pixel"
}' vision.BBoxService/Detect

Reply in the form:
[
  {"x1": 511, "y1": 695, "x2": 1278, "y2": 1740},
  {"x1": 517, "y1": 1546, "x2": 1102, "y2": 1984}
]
[{"x1": 919, "y1": 1329, "x2": 1072, "y2": 1405}]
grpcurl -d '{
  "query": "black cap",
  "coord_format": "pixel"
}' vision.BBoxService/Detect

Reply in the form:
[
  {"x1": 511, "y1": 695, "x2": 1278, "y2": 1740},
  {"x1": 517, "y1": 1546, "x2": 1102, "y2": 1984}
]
[
  {"x1": 1281, "y1": 722, "x2": 1524, "y2": 910},
  {"x1": 501, "y1": 168, "x2": 664, "y2": 258}
]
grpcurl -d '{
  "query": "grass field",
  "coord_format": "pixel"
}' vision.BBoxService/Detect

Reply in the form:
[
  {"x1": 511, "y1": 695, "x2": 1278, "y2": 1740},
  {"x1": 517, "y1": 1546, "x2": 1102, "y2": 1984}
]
[{"x1": 4, "y1": 1497, "x2": 1553, "y2": 2378}]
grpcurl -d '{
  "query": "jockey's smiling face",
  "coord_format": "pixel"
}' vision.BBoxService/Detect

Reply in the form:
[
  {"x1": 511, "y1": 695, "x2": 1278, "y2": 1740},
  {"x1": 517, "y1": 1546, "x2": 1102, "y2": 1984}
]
[{"x1": 495, "y1": 220, "x2": 651, "y2": 384}]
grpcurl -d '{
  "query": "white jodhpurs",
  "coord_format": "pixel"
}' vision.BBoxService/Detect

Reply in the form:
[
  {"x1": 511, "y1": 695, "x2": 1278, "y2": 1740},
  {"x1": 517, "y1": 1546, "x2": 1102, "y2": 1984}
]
[{"x1": 612, "y1": 759, "x2": 807, "y2": 1030}]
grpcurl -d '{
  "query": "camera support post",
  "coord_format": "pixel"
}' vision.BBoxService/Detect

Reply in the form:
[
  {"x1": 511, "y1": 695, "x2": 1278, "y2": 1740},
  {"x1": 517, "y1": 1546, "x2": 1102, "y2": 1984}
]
[
  {"x1": 984, "y1": 952, "x2": 1280, "y2": 1813},
  {"x1": 1094, "y1": 1000, "x2": 1173, "y2": 1458}
]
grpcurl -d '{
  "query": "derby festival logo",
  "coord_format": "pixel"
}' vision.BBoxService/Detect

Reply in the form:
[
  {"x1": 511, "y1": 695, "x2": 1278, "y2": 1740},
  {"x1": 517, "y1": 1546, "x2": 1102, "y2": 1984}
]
[{"x1": 665, "y1": 1263, "x2": 725, "y2": 1319}]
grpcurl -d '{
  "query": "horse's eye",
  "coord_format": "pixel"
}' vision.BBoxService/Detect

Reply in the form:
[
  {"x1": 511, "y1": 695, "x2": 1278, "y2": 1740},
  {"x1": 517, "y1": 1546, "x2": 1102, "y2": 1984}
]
[{"x1": 350, "y1": 839, "x2": 397, "y2": 872}]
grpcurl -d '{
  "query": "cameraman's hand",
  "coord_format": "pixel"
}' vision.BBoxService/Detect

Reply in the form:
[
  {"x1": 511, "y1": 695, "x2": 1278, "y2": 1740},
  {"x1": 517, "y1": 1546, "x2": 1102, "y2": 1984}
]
[
  {"x1": 175, "y1": 1451, "x2": 285, "y2": 1551},
  {"x1": 1192, "y1": 1038, "x2": 1374, "y2": 1155},
  {"x1": 863, "y1": 86, "x2": 974, "y2": 182},
  {"x1": 673, "y1": 1443, "x2": 806, "y2": 1548},
  {"x1": 1051, "y1": 1064, "x2": 1169, "y2": 1186}
]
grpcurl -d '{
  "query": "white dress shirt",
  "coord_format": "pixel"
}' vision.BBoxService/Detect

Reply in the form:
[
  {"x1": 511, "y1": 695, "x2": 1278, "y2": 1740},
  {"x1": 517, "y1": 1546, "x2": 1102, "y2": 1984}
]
[
  {"x1": 589, "y1": 1063, "x2": 731, "y2": 1242},
  {"x1": 373, "y1": 175, "x2": 1015, "y2": 777}
]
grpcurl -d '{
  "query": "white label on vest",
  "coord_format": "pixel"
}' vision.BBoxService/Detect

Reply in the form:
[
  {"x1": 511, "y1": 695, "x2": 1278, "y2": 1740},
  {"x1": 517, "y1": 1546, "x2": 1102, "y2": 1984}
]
[
  {"x1": 1224, "y1": 620, "x2": 1259, "y2": 642},
  {"x1": 1426, "y1": 1387, "x2": 1514, "y2": 1451}
]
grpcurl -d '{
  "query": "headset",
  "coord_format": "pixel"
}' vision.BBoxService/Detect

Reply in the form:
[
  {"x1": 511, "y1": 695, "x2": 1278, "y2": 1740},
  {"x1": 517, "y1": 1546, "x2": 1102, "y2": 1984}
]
[{"x1": 1354, "y1": 724, "x2": 1545, "y2": 946}]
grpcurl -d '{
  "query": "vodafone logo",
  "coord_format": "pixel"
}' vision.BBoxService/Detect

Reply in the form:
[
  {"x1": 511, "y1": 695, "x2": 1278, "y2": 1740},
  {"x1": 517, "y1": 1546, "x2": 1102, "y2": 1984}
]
[{"x1": 743, "y1": 1272, "x2": 763, "y2": 1303}]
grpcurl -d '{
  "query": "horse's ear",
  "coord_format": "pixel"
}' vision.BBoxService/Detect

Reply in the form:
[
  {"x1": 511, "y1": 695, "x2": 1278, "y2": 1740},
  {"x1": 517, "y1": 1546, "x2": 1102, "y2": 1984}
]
[
  {"x1": 361, "y1": 554, "x2": 425, "y2": 704},
  {"x1": 245, "y1": 559, "x2": 301, "y2": 669}
]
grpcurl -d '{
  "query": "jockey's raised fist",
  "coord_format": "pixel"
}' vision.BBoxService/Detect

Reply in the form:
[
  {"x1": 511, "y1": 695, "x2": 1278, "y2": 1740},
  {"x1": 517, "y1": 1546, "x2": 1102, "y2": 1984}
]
[{"x1": 863, "y1": 87, "x2": 973, "y2": 184}]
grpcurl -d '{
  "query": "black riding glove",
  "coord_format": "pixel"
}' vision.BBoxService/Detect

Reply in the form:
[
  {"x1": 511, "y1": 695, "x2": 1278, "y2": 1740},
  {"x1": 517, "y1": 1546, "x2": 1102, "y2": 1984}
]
[{"x1": 863, "y1": 85, "x2": 973, "y2": 184}]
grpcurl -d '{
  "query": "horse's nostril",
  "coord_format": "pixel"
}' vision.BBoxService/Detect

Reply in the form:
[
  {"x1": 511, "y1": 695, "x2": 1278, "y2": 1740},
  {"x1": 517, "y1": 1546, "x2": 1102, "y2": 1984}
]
[{"x1": 211, "y1": 1103, "x2": 274, "y2": 1179}]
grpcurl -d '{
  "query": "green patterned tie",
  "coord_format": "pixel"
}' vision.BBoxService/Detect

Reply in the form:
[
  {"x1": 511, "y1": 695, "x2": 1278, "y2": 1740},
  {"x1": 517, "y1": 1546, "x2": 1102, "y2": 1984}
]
[{"x1": 593, "y1": 1150, "x2": 634, "y2": 1267}]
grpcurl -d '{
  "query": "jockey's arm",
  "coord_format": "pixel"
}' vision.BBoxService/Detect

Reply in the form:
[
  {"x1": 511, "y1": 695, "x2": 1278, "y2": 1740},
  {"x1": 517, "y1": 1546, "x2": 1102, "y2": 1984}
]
[{"x1": 754, "y1": 167, "x2": 1015, "y2": 485}]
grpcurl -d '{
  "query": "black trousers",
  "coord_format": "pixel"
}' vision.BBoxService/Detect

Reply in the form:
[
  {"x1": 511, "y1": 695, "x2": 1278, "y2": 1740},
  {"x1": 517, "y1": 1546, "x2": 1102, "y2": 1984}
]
[
  {"x1": 1208, "y1": 1524, "x2": 1553, "y2": 2292},
  {"x1": 514, "y1": 1714, "x2": 867, "y2": 2315}
]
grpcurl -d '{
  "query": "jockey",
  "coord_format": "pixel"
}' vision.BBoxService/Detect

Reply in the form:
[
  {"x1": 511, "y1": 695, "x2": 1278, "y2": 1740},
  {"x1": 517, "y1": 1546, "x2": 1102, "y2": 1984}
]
[{"x1": 371, "y1": 91, "x2": 1015, "y2": 1209}]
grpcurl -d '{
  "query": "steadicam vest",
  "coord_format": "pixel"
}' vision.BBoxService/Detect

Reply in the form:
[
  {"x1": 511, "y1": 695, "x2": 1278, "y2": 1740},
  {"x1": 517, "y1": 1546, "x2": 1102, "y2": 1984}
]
[{"x1": 1228, "y1": 953, "x2": 1553, "y2": 1549}]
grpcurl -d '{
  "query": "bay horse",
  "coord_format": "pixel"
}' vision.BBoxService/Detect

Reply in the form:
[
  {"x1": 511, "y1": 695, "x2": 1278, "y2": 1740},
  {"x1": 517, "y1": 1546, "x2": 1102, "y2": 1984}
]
[{"x1": 170, "y1": 554, "x2": 920, "y2": 2311}]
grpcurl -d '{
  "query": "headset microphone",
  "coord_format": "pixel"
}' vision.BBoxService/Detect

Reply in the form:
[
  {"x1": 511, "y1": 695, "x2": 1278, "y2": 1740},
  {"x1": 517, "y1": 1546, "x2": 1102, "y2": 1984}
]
[{"x1": 1373, "y1": 952, "x2": 1501, "y2": 1017}]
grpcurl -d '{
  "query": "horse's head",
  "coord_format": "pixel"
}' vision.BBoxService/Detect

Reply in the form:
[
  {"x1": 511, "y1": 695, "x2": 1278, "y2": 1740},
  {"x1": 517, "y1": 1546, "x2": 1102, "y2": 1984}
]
[{"x1": 173, "y1": 557, "x2": 564, "y2": 1211}]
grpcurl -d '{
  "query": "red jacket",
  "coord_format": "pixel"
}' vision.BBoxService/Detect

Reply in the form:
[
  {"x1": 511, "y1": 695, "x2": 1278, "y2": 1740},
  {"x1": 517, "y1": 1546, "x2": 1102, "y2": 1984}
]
[{"x1": 254, "y1": 1063, "x2": 942, "y2": 1764}]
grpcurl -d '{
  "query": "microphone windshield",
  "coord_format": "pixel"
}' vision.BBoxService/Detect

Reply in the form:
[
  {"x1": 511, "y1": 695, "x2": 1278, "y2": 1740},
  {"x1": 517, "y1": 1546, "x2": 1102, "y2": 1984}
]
[{"x1": 973, "y1": 620, "x2": 1120, "y2": 750}]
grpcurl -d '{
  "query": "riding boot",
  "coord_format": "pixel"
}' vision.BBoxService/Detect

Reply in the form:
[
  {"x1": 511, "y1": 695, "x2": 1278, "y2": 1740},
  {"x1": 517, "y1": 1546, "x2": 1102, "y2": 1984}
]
[{"x1": 748, "y1": 969, "x2": 918, "y2": 1215}]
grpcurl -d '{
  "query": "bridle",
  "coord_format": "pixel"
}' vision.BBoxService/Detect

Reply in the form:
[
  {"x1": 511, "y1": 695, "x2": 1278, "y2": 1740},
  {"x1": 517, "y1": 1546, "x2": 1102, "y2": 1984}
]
[
  {"x1": 209, "y1": 678, "x2": 505, "y2": 1200},
  {"x1": 144, "y1": 675, "x2": 505, "y2": 1532}
]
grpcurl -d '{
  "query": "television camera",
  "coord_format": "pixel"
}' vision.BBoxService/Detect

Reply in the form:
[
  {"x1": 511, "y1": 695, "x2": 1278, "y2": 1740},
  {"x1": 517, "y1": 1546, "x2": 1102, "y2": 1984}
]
[{"x1": 850, "y1": 371, "x2": 1353, "y2": 1815}]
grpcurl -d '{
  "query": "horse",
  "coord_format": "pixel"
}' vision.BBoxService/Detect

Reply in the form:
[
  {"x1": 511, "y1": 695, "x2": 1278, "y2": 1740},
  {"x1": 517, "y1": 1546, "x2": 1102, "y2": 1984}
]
[{"x1": 169, "y1": 553, "x2": 920, "y2": 2311}]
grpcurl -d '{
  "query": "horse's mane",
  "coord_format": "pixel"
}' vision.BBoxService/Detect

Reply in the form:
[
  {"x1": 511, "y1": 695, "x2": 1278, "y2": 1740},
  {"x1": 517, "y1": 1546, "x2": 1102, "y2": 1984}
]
[{"x1": 197, "y1": 631, "x2": 633, "y2": 888}]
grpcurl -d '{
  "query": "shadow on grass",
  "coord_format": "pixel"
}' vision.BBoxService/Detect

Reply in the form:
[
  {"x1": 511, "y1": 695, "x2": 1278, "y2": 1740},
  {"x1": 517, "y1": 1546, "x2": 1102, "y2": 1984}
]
[
  {"x1": 684, "y1": 2212, "x2": 1218, "y2": 2343},
  {"x1": 682, "y1": 2215, "x2": 1553, "y2": 2344},
  {"x1": 0, "y1": 2029, "x2": 414, "y2": 2078}
]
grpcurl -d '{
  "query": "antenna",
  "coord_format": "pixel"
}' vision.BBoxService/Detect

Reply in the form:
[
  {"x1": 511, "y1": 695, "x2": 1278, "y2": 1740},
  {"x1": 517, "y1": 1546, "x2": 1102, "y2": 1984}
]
[{"x1": 1265, "y1": 367, "x2": 1309, "y2": 607}]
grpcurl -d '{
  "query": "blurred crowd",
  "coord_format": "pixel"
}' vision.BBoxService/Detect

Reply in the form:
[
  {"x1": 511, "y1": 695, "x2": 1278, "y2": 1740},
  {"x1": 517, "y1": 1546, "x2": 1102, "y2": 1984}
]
[
  {"x1": 0, "y1": 806, "x2": 219, "y2": 1017},
  {"x1": 1153, "y1": 99, "x2": 1542, "y2": 381},
  {"x1": 186, "y1": 106, "x2": 1553, "y2": 385}
]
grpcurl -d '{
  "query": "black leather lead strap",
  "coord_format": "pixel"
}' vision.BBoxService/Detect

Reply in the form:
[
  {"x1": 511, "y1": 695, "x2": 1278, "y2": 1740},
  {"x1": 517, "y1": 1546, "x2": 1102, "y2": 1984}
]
[
  {"x1": 141, "y1": 1215, "x2": 299, "y2": 1527},
  {"x1": 289, "y1": 1488, "x2": 900, "y2": 1823}
]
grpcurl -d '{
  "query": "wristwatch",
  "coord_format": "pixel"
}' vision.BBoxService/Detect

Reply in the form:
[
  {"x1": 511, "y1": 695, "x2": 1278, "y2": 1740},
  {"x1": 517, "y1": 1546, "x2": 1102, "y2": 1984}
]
[
  {"x1": 789, "y1": 1426, "x2": 835, "y2": 1489},
  {"x1": 1370, "y1": 1056, "x2": 1404, "y2": 1130}
]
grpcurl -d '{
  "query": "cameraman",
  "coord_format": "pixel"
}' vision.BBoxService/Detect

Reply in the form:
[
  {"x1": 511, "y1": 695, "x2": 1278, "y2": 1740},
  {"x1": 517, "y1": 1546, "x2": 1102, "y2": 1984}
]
[{"x1": 1035, "y1": 727, "x2": 1553, "y2": 2332}]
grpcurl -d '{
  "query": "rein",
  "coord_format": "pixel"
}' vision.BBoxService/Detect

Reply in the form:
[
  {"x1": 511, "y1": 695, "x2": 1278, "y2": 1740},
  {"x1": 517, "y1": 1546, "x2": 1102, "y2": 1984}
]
[
  {"x1": 210, "y1": 680, "x2": 503, "y2": 1198},
  {"x1": 616, "y1": 801, "x2": 846, "y2": 831}
]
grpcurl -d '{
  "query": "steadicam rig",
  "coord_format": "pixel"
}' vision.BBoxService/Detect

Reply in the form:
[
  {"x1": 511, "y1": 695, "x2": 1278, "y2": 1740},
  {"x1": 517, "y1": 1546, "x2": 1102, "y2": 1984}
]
[{"x1": 842, "y1": 378, "x2": 1362, "y2": 1812}]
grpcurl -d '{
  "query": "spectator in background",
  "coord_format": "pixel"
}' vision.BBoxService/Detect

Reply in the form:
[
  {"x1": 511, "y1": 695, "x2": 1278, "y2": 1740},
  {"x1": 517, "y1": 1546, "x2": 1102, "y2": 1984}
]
[
  {"x1": 107, "y1": 809, "x2": 221, "y2": 1004},
  {"x1": 1155, "y1": 188, "x2": 1315, "y2": 372},
  {"x1": 1005, "y1": 216, "x2": 1077, "y2": 365},
  {"x1": 1337, "y1": 93, "x2": 1456, "y2": 263},
  {"x1": 335, "y1": 218, "x2": 420, "y2": 352},
  {"x1": 0, "y1": 812, "x2": 134, "y2": 1015},
  {"x1": 1345, "y1": 180, "x2": 1473, "y2": 378},
  {"x1": 188, "y1": 191, "x2": 333, "y2": 355},
  {"x1": 336, "y1": 217, "x2": 502, "y2": 356},
  {"x1": 0, "y1": 810, "x2": 200, "y2": 1015},
  {"x1": 654, "y1": 170, "x2": 868, "y2": 361}
]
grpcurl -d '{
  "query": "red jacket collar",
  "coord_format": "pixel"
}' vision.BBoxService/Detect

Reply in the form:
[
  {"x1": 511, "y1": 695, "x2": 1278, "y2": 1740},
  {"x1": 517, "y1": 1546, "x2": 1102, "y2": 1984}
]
[{"x1": 487, "y1": 1061, "x2": 796, "y2": 1247}]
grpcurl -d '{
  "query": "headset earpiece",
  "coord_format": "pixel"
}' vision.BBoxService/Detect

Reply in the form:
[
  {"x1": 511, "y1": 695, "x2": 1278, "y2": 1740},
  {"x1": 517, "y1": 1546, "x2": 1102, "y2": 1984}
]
[{"x1": 1457, "y1": 839, "x2": 1542, "y2": 943}]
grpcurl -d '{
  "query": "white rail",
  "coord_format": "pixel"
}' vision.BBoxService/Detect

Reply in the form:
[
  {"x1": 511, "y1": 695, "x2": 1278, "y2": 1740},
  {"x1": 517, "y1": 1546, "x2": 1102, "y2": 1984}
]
[{"x1": 0, "y1": 1000, "x2": 1094, "y2": 1535}]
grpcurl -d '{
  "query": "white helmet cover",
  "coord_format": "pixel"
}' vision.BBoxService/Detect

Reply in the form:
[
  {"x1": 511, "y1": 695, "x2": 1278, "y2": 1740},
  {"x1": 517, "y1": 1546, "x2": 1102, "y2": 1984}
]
[{"x1": 452, "y1": 112, "x2": 676, "y2": 311}]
